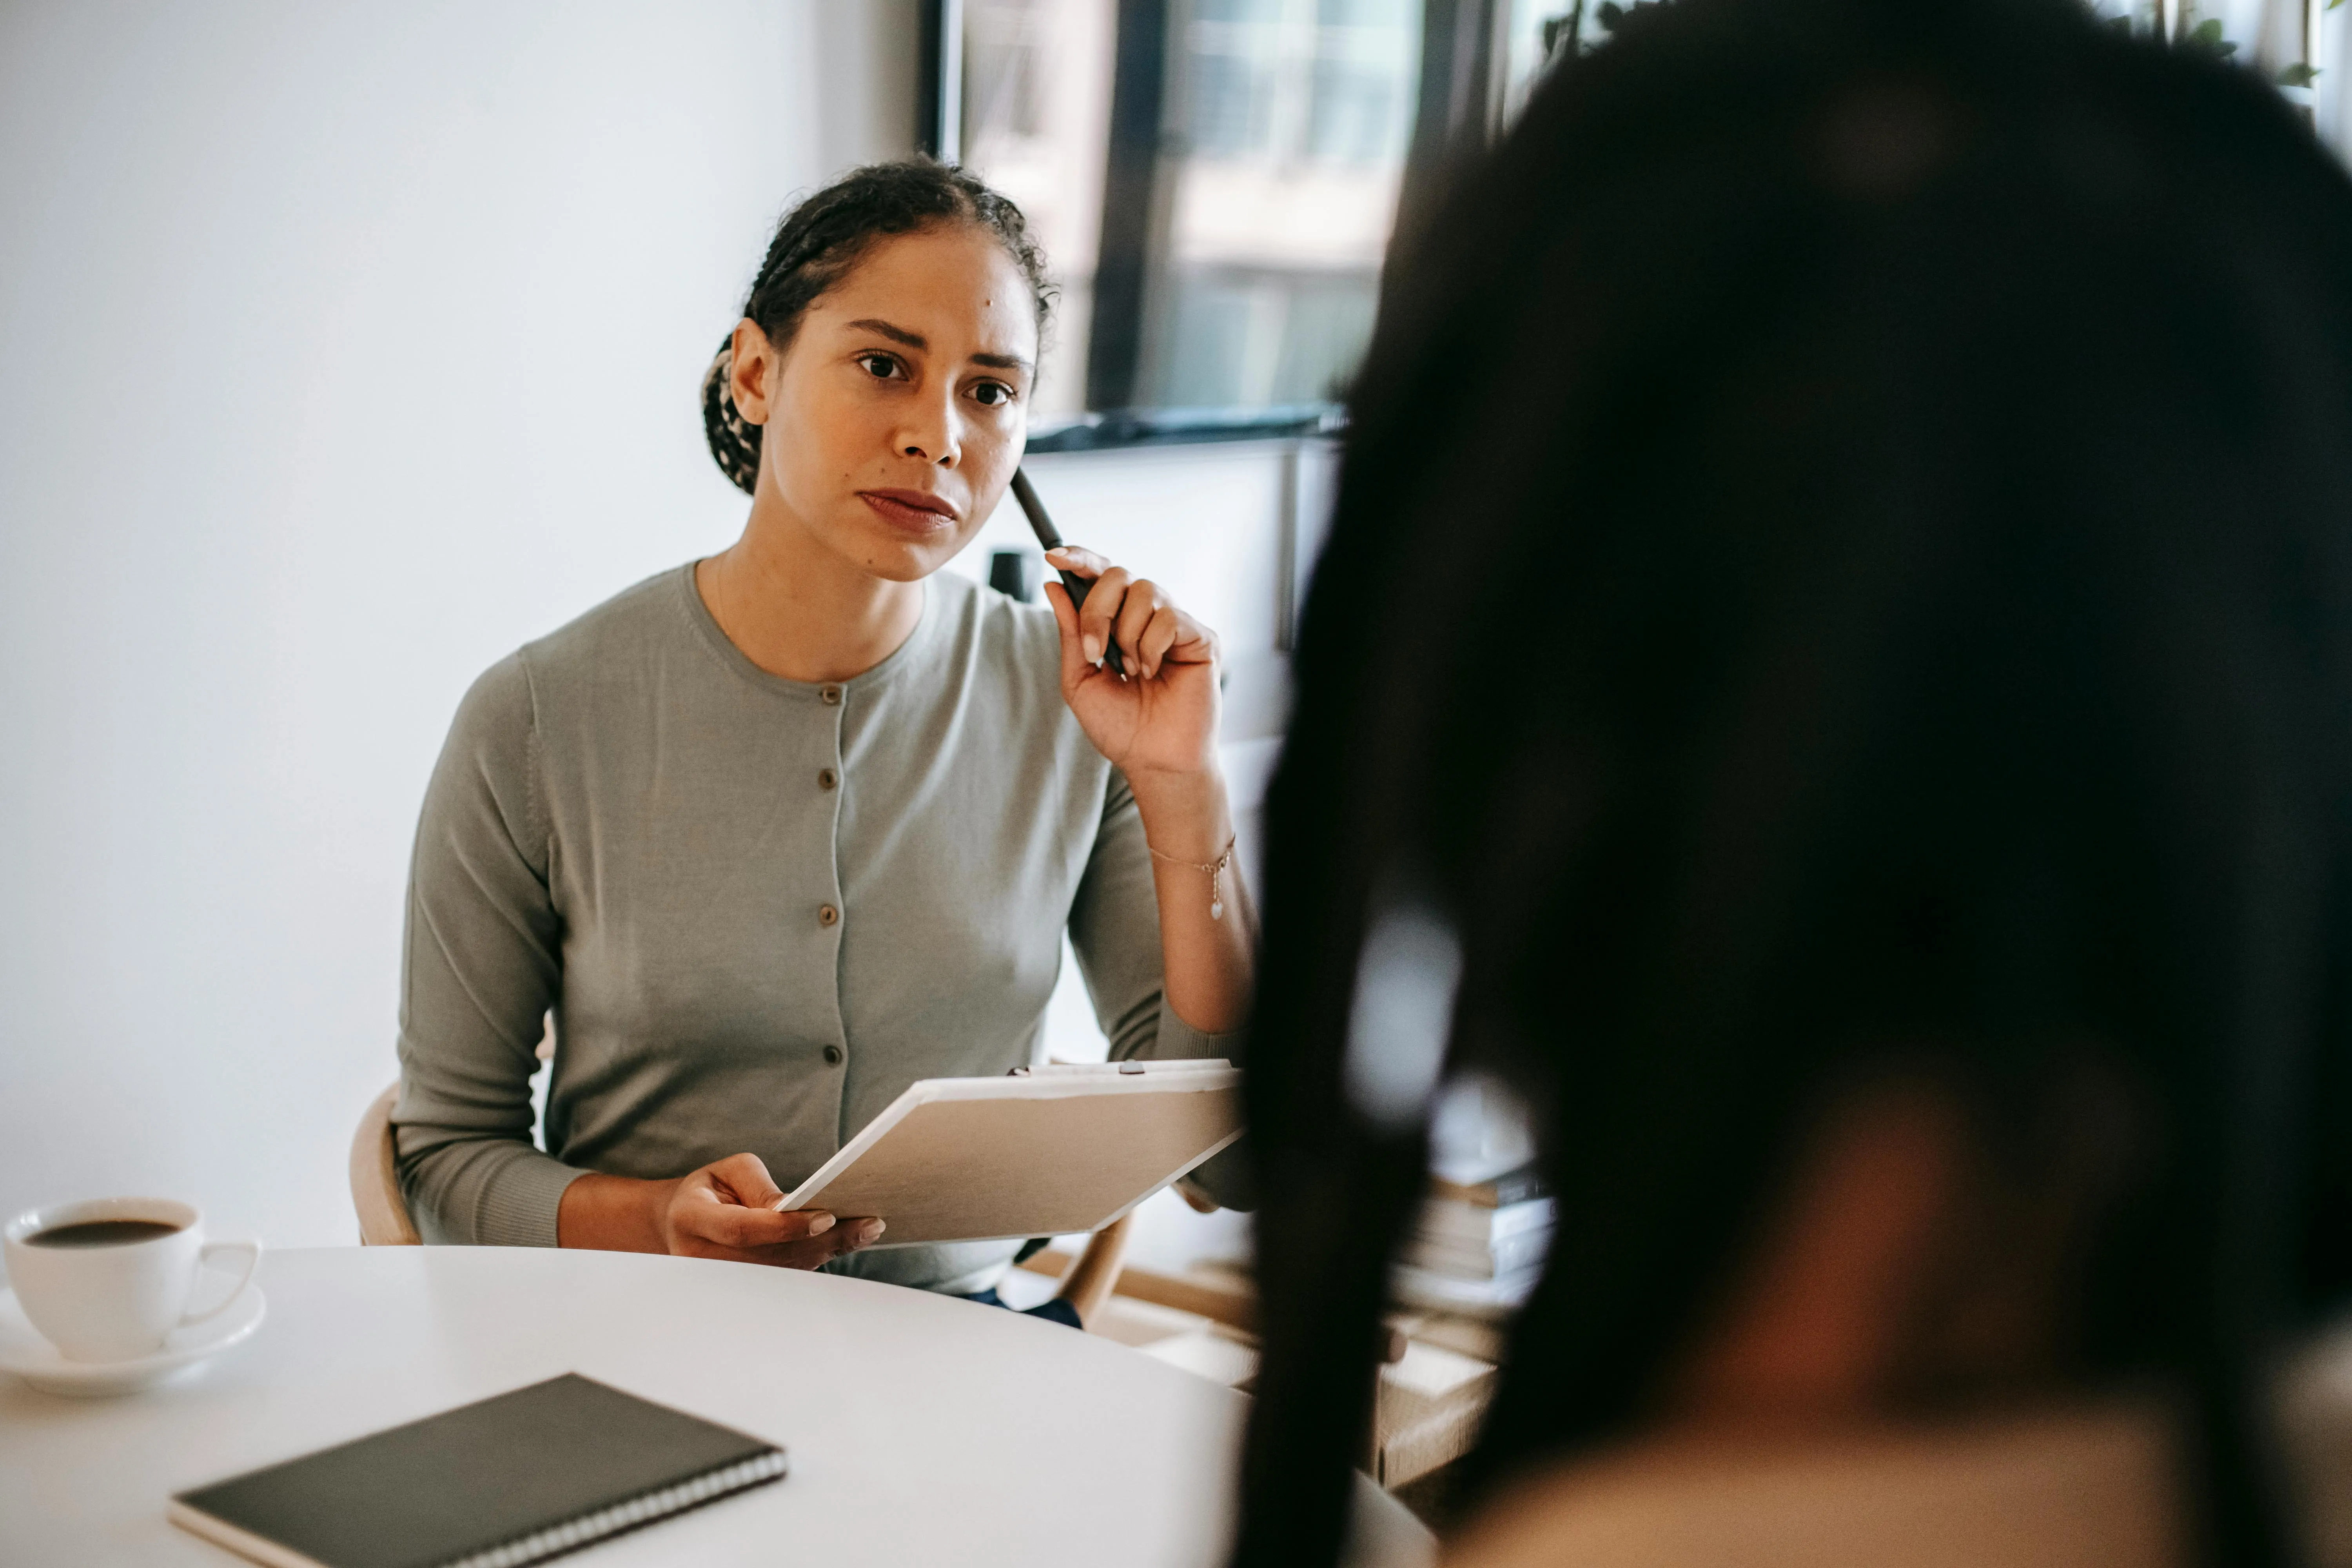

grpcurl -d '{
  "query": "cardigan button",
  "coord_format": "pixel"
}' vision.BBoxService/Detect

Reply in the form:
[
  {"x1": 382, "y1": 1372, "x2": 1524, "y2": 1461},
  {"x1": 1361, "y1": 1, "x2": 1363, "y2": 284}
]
[
  {"x1": 823, "y1": 1045, "x2": 844, "y2": 1066},
  {"x1": 818, "y1": 904, "x2": 840, "y2": 927},
  {"x1": 818, "y1": 768, "x2": 838, "y2": 791},
  {"x1": 820, "y1": 684, "x2": 843, "y2": 706}
]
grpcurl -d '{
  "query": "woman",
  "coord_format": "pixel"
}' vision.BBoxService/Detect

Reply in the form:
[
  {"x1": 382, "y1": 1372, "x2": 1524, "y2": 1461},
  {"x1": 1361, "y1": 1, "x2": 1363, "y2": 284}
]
[
  {"x1": 392, "y1": 162, "x2": 1251, "y2": 1310},
  {"x1": 1234, "y1": 0, "x2": 2352, "y2": 1563}
]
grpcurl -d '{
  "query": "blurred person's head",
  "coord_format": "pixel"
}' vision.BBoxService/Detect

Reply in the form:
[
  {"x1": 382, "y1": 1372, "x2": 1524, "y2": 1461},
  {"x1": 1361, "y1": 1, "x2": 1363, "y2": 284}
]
[
  {"x1": 700, "y1": 160, "x2": 1052, "y2": 582},
  {"x1": 1234, "y1": 0, "x2": 2352, "y2": 1563}
]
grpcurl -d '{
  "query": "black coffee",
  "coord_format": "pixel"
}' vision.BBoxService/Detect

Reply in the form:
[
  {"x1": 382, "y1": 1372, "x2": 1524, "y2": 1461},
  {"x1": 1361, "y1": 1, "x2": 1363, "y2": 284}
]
[{"x1": 23, "y1": 1218, "x2": 183, "y2": 1249}]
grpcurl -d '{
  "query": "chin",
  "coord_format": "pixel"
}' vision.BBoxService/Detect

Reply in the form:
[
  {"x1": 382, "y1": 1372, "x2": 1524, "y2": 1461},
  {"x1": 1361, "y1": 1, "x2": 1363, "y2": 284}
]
[
  {"x1": 866, "y1": 554, "x2": 940, "y2": 583},
  {"x1": 843, "y1": 518, "x2": 975, "y2": 583},
  {"x1": 852, "y1": 535, "x2": 959, "y2": 583}
]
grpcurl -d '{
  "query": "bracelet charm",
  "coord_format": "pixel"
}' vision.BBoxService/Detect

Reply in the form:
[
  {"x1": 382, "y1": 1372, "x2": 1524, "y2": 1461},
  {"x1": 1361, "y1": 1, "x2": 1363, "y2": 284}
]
[{"x1": 1148, "y1": 835, "x2": 1237, "y2": 921}]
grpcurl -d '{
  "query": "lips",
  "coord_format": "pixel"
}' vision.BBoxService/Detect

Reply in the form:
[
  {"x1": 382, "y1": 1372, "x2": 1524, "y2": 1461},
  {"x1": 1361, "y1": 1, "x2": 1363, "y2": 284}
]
[{"x1": 857, "y1": 489, "x2": 960, "y2": 532}]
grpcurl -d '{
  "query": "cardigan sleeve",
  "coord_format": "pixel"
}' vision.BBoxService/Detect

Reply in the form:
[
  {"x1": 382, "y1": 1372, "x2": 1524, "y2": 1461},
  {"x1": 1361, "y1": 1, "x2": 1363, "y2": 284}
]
[{"x1": 390, "y1": 652, "x2": 590, "y2": 1245}]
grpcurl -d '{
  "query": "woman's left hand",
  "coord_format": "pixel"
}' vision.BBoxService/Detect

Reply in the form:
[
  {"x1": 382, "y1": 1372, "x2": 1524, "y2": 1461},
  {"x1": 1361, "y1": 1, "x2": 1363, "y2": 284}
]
[{"x1": 1043, "y1": 546, "x2": 1219, "y2": 779}]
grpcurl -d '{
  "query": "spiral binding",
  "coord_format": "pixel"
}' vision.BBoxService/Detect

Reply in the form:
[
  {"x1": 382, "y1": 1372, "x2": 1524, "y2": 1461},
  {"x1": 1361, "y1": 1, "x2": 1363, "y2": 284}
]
[{"x1": 439, "y1": 1449, "x2": 789, "y2": 1568}]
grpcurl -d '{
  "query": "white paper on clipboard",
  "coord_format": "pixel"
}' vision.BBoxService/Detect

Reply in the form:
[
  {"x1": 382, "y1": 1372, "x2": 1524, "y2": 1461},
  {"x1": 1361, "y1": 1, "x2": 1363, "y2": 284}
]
[{"x1": 777, "y1": 1060, "x2": 1241, "y2": 1247}]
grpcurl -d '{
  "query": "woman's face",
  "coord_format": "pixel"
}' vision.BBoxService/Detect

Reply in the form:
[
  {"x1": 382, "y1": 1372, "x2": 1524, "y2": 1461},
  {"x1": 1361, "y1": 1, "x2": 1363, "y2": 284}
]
[{"x1": 732, "y1": 223, "x2": 1037, "y2": 583}]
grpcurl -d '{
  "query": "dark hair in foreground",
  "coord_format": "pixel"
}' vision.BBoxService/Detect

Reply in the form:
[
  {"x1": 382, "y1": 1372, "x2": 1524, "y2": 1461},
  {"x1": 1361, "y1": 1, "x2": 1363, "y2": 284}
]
[
  {"x1": 700, "y1": 158, "x2": 1051, "y2": 494},
  {"x1": 1235, "y1": 0, "x2": 2352, "y2": 1563}
]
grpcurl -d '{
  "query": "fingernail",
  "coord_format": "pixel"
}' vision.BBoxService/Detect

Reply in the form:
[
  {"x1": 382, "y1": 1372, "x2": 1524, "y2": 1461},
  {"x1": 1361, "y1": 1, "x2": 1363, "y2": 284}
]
[
  {"x1": 862, "y1": 1220, "x2": 886, "y2": 1241},
  {"x1": 1082, "y1": 635, "x2": 1102, "y2": 664},
  {"x1": 807, "y1": 1212, "x2": 835, "y2": 1234}
]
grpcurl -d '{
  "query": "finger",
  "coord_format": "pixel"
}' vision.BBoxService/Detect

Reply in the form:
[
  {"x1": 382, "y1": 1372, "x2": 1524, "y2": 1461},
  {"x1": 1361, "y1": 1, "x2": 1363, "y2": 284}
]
[
  {"x1": 1159, "y1": 609, "x2": 1217, "y2": 671},
  {"x1": 823, "y1": 1218, "x2": 886, "y2": 1257},
  {"x1": 1140, "y1": 610, "x2": 1180, "y2": 680},
  {"x1": 763, "y1": 1217, "x2": 887, "y2": 1271},
  {"x1": 1042, "y1": 545, "x2": 1109, "y2": 581},
  {"x1": 1138, "y1": 606, "x2": 1184, "y2": 680},
  {"x1": 1114, "y1": 579, "x2": 1167, "y2": 672},
  {"x1": 1076, "y1": 567, "x2": 1132, "y2": 668},
  {"x1": 708, "y1": 1152, "x2": 786, "y2": 1209},
  {"x1": 1042, "y1": 581, "x2": 1096, "y2": 693},
  {"x1": 690, "y1": 1201, "x2": 837, "y2": 1252}
]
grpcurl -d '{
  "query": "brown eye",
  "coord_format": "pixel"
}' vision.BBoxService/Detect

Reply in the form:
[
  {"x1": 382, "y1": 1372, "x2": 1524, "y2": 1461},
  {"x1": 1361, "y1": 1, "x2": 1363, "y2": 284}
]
[
  {"x1": 859, "y1": 353, "x2": 903, "y2": 380},
  {"x1": 971, "y1": 380, "x2": 1013, "y2": 407}
]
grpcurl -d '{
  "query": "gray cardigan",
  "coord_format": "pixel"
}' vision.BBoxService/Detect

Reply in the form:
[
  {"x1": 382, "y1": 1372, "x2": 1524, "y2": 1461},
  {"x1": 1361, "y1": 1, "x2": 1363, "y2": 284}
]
[{"x1": 392, "y1": 564, "x2": 1239, "y2": 1296}]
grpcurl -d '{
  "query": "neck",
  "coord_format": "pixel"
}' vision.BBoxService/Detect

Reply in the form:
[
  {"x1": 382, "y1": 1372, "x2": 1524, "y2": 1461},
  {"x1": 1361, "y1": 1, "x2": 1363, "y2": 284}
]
[{"x1": 697, "y1": 492, "x2": 925, "y2": 684}]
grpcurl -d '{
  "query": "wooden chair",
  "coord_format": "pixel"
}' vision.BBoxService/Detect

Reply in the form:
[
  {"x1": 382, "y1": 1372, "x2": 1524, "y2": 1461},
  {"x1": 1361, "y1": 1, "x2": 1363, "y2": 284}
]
[
  {"x1": 347, "y1": 1082, "x2": 1134, "y2": 1323},
  {"x1": 351, "y1": 1082, "x2": 421, "y2": 1246}
]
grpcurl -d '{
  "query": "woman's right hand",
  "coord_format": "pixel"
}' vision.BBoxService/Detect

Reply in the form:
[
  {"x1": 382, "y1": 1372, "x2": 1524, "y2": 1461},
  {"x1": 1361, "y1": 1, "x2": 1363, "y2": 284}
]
[
  {"x1": 659, "y1": 1152, "x2": 885, "y2": 1266},
  {"x1": 557, "y1": 1152, "x2": 885, "y2": 1267}
]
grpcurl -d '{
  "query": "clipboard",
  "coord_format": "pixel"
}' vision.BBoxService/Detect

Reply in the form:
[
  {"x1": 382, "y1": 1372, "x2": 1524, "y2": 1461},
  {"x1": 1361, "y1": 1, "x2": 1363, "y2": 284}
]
[{"x1": 778, "y1": 1060, "x2": 1242, "y2": 1247}]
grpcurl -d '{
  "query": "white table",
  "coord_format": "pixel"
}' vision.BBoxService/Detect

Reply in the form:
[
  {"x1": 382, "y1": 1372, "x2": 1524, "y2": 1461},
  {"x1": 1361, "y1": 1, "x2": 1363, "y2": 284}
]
[{"x1": 0, "y1": 1247, "x2": 1431, "y2": 1566}]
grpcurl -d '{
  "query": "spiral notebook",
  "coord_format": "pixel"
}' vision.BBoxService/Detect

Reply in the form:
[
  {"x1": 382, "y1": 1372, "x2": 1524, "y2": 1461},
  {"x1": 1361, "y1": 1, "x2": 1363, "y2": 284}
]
[{"x1": 167, "y1": 1374, "x2": 785, "y2": 1568}]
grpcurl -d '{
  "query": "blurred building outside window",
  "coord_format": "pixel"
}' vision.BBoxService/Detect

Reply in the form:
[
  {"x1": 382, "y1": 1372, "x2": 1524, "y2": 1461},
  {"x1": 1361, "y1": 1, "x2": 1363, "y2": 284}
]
[
  {"x1": 962, "y1": 0, "x2": 1423, "y2": 420},
  {"x1": 960, "y1": 0, "x2": 2350, "y2": 428},
  {"x1": 962, "y1": 0, "x2": 1120, "y2": 418},
  {"x1": 1151, "y1": 0, "x2": 1423, "y2": 411}
]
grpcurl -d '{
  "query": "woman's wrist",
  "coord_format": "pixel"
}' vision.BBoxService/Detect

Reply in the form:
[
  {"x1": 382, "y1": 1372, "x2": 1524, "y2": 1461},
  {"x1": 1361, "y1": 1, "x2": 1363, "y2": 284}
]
[
  {"x1": 1127, "y1": 766, "x2": 1234, "y2": 862},
  {"x1": 557, "y1": 1171, "x2": 678, "y2": 1253}
]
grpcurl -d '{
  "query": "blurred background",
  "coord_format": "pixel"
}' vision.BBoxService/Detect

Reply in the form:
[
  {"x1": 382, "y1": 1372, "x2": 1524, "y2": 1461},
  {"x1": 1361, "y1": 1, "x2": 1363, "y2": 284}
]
[{"x1": 2, "y1": 0, "x2": 2345, "y2": 1276}]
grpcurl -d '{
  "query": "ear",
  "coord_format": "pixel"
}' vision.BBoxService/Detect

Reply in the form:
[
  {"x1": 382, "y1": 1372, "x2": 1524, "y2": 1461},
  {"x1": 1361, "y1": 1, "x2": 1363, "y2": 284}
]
[{"x1": 729, "y1": 318, "x2": 778, "y2": 426}]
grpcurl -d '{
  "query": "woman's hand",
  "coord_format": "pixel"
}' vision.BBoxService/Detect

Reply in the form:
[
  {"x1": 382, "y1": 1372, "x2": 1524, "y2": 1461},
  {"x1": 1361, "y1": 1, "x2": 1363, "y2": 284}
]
[
  {"x1": 557, "y1": 1153, "x2": 884, "y2": 1268},
  {"x1": 1043, "y1": 546, "x2": 1220, "y2": 779}
]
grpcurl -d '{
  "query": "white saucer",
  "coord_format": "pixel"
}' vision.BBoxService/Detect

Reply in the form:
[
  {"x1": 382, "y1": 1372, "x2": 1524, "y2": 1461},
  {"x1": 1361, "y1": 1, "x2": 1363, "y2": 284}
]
[{"x1": 0, "y1": 1280, "x2": 266, "y2": 1397}]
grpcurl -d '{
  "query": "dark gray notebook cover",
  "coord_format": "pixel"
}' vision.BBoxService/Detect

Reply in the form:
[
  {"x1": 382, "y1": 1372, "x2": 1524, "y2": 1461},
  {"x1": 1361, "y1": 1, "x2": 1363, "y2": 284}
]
[{"x1": 169, "y1": 1374, "x2": 785, "y2": 1568}]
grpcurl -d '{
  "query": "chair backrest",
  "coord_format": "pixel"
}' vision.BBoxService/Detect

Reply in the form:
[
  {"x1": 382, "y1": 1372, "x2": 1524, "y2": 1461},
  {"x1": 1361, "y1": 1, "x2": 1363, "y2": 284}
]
[{"x1": 351, "y1": 1081, "x2": 421, "y2": 1246}]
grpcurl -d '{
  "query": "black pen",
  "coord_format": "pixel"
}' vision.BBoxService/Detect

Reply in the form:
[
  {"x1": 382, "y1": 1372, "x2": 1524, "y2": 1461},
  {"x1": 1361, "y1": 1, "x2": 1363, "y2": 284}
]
[{"x1": 1010, "y1": 468, "x2": 1125, "y2": 676}]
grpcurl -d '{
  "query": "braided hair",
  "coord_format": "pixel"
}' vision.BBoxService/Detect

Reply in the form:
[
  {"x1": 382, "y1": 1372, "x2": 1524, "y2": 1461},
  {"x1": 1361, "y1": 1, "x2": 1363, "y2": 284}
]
[{"x1": 701, "y1": 159, "x2": 1053, "y2": 495}]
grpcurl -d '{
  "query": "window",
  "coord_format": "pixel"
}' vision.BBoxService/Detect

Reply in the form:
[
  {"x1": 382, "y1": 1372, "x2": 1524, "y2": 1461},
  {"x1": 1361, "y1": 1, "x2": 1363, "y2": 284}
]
[
  {"x1": 950, "y1": 0, "x2": 1428, "y2": 430},
  {"x1": 959, "y1": 0, "x2": 1119, "y2": 419},
  {"x1": 1151, "y1": 0, "x2": 1422, "y2": 410}
]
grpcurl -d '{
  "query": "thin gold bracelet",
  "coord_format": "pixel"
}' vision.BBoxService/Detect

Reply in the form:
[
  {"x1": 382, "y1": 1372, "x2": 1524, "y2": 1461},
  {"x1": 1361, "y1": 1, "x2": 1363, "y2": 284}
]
[{"x1": 1148, "y1": 835, "x2": 1237, "y2": 922}]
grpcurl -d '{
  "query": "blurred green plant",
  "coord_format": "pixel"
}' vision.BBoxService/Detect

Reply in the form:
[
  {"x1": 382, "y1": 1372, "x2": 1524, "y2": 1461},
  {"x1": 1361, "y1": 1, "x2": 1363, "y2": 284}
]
[{"x1": 2183, "y1": 15, "x2": 2238, "y2": 56}]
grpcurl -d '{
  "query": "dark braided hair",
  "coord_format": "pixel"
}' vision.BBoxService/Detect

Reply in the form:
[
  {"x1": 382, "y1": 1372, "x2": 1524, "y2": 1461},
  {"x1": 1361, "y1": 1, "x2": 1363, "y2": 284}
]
[{"x1": 701, "y1": 159, "x2": 1053, "y2": 495}]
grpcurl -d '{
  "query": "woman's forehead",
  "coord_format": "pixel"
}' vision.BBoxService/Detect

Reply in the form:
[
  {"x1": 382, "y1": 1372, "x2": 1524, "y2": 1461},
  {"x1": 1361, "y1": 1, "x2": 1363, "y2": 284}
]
[{"x1": 813, "y1": 225, "x2": 1038, "y2": 361}]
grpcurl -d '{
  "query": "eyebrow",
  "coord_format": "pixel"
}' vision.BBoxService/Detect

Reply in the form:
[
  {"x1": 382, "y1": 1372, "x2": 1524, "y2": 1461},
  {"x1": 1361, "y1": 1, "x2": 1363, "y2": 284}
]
[
  {"x1": 847, "y1": 318, "x2": 1033, "y2": 376},
  {"x1": 848, "y1": 318, "x2": 926, "y2": 350}
]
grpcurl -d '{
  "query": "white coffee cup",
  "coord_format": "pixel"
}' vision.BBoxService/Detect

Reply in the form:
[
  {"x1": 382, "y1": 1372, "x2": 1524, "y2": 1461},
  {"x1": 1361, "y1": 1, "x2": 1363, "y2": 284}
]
[{"x1": 3, "y1": 1197, "x2": 261, "y2": 1363}]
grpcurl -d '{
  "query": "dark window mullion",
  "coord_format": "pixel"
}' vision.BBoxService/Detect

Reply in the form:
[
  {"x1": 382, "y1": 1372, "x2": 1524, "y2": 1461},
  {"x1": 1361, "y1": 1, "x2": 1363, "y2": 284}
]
[
  {"x1": 1087, "y1": 0, "x2": 1177, "y2": 413},
  {"x1": 1392, "y1": 0, "x2": 1505, "y2": 263}
]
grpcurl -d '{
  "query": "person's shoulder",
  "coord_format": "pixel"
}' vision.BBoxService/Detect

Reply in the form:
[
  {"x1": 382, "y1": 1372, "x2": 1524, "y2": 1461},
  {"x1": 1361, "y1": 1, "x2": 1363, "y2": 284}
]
[
  {"x1": 514, "y1": 563, "x2": 697, "y2": 677},
  {"x1": 444, "y1": 563, "x2": 697, "y2": 744},
  {"x1": 935, "y1": 566, "x2": 1063, "y2": 679}
]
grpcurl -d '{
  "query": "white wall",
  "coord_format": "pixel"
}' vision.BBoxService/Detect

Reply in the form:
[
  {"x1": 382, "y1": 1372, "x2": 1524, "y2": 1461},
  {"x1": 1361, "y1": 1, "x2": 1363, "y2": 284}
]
[
  {"x1": 0, "y1": 1, "x2": 1294, "y2": 1269},
  {"x1": 0, "y1": 1, "x2": 923, "y2": 1250}
]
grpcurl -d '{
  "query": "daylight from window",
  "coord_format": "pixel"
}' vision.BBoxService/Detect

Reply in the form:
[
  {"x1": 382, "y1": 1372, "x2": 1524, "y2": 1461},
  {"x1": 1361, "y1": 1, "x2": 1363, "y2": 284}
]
[{"x1": 1153, "y1": 0, "x2": 1422, "y2": 410}]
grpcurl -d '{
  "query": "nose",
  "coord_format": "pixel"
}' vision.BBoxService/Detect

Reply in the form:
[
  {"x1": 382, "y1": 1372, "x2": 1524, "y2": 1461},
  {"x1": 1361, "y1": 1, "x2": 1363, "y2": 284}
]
[{"x1": 894, "y1": 385, "x2": 962, "y2": 470}]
